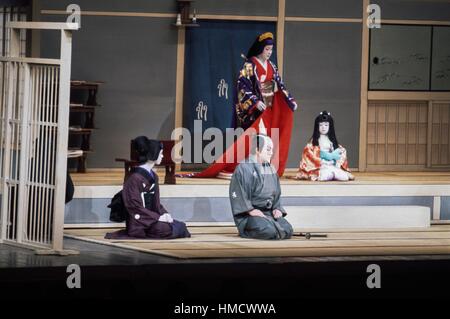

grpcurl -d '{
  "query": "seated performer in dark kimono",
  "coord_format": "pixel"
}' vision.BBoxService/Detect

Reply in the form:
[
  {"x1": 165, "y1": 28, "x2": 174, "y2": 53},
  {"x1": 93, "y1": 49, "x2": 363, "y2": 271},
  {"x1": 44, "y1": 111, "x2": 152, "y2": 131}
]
[
  {"x1": 229, "y1": 134, "x2": 293, "y2": 240},
  {"x1": 106, "y1": 136, "x2": 190, "y2": 239}
]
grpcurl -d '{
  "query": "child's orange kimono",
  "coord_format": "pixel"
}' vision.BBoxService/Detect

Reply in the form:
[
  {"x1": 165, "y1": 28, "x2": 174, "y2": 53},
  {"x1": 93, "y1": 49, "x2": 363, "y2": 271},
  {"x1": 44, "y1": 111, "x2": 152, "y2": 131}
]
[{"x1": 296, "y1": 141, "x2": 354, "y2": 181}]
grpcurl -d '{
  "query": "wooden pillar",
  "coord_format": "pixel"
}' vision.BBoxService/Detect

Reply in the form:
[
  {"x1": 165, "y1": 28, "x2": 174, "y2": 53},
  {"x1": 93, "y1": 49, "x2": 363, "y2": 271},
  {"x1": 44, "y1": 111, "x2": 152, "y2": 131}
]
[
  {"x1": 174, "y1": 27, "x2": 185, "y2": 172},
  {"x1": 276, "y1": 0, "x2": 286, "y2": 76},
  {"x1": 359, "y1": 0, "x2": 370, "y2": 172},
  {"x1": 52, "y1": 29, "x2": 72, "y2": 251}
]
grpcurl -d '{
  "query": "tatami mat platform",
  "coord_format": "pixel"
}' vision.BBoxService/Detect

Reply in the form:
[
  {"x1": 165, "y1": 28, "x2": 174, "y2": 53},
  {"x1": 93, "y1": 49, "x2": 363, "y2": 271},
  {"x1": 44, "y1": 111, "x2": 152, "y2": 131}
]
[{"x1": 65, "y1": 225, "x2": 450, "y2": 259}]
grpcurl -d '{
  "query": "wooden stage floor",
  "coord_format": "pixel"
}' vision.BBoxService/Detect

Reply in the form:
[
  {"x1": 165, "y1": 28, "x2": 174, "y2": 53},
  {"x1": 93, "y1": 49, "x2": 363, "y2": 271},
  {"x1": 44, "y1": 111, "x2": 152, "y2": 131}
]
[
  {"x1": 65, "y1": 225, "x2": 450, "y2": 259},
  {"x1": 68, "y1": 169, "x2": 450, "y2": 259},
  {"x1": 71, "y1": 169, "x2": 450, "y2": 186}
]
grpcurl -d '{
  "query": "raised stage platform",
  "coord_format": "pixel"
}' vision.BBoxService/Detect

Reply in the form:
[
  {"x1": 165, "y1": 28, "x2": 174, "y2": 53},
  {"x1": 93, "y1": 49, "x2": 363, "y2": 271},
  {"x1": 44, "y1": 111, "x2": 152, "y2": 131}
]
[
  {"x1": 66, "y1": 170, "x2": 450, "y2": 228},
  {"x1": 61, "y1": 170, "x2": 450, "y2": 260}
]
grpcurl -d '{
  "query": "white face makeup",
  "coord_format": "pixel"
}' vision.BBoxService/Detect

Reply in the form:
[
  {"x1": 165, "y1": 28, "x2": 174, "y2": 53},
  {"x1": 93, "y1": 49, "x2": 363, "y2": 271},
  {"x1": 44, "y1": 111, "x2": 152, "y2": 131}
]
[
  {"x1": 258, "y1": 45, "x2": 273, "y2": 62},
  {"x1": 257, "y1": 137, "x2": 274, "y2": 163},
  {"x1": 319, "y1": 122, "x2": 330, "y2": 135},
  {"x1": 155, "y1": 149, "x2": 164, "y2": 165}
]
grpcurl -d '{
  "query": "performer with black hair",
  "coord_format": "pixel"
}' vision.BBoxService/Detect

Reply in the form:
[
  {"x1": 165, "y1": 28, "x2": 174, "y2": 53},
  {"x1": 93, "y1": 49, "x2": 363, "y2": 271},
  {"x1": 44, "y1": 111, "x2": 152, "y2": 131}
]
[
  {"x1": 106, "y1": 136, "x2": 190, "y2": 239},
  {"x1": 234, "y1": 32, "x2": 297, "y2": 129},
  {"x1": 183, "y1": 32, "x2": 298, "y2": 179},
  {"x1": 229, "y1": 134, "x2": 293, "y2": 240},
  {"x1": 296, "y1": 111, "x2": 354, "y2": 181}
]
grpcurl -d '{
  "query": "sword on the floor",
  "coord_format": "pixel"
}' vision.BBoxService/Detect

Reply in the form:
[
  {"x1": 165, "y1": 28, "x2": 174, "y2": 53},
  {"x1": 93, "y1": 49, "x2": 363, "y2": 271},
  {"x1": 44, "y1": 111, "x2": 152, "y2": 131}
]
[{"x1": 293, "y1": 232, "x2": 328, "y2": 240}]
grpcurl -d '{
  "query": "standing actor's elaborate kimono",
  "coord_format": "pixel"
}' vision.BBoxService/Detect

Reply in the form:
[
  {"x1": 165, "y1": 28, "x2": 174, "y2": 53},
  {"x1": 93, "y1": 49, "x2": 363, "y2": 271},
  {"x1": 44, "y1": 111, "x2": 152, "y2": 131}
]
[
  {"x1": 229, "y1": 156, "x2": 293, "y2": 240},
  {"x1": 180, "y1": 57, "x2": 297, "y2": 179},
  {"x1": 106, "y1": 167, "x2": 190, "y2": 239},
  {"x1": 234, "y1": 57, "x2": 296, "y2": 130},
  {"x1": 296, "y1": 138, "x2": 354, "y2": 181}
]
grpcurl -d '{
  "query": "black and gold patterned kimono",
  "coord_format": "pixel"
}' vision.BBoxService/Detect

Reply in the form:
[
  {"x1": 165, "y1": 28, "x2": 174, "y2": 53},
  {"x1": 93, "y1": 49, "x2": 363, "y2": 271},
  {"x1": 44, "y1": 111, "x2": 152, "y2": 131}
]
[
  {"x1": 229, "y1": 156, "x2": 293, "y2": 240},
  {"x1": 234, "y1": 57, "x2": 297, "y2": 130}
]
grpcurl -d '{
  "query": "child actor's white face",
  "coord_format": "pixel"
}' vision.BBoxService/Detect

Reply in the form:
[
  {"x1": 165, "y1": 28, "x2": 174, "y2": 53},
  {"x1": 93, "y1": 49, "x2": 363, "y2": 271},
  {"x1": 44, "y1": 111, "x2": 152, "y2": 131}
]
[{"x1": 319, "y1": 122, "x2": 330, "y2": 135}]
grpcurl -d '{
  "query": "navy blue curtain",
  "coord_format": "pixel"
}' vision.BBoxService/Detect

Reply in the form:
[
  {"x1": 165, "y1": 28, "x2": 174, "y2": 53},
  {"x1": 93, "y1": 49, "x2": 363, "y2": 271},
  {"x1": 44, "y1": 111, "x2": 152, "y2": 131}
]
[{"x1": 184, "y1": 20, "x2": 276, "y2": 134}]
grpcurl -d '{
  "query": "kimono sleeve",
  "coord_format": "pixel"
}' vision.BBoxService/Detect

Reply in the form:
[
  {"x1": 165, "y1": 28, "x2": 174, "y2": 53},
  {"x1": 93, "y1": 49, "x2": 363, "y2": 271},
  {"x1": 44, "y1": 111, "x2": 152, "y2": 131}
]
[
  {"x1": 229, "y1": 164, "x2": 254, "y2": 217},
  {"x1": 153, "y1": 173, "x2": 170, "y2": 215},
  {"x1": 272, "y1": 174, "x2": 287, "y2": 216},
  {"x1": 295, "y1": 143, "x2": 321, "y2": 181},
  {"x1": 271, "y1": 61, "x2": 297, "y2": 111},
  {"x1": 236, "y1": 62, "x2": 261, "y2": 115},
  {"x1": 159, "y1": 203, "x2": 169, "y2": 215},
  {"x1": 122, "y1": 176, "x2": 161, "y2": 227},
  {"x1": 336, "y1": 145, "x2": 350, "y2": 171}
]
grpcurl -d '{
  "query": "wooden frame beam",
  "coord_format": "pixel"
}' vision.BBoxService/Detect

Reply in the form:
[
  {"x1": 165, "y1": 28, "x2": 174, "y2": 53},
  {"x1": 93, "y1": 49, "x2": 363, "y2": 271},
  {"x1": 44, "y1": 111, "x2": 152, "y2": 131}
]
[
  {"x1": 368, "y1": 91, "x2": 450, "y2": 101},
  {"x1": 285, "y1": 17, "x2": 362, "y2": 23},
  {"x1": 381, "y1": 19, "x2": 450, "y2": 26},
  {"x1": 0, "y1": 56, "x2": 61, "y2": 65},
  {"x1": 359, "y1": 0, "x2": 370, "y2": 172},
  {"x1": 174, "y1": 27, "x2": 186, "y2": 172},
  {"x1": 41, "y1": 10, "x2": 177, "y2": 19},
  {"x1": 276, "y1": 0, "x2": 286, "y2": 76},
  {"x1": 7, "y1": 21, "x2": 79, "y2": 30},
  {"x1": 41, "y1": 10, "x2": 450, "y2": 26}
]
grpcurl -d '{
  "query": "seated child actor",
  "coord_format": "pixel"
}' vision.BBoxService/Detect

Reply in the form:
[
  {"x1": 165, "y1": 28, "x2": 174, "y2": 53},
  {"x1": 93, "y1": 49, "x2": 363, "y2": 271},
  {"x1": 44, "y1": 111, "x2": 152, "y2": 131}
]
[
  {"x1": 229, "y1": 134, "x2": 293, "y2": 240},
  {"x1": 106, "y1": 136, "x2": 190, "y2": 239},
  {"x1": 296, "y1": 111, "x2": 354, "y2": 181}
]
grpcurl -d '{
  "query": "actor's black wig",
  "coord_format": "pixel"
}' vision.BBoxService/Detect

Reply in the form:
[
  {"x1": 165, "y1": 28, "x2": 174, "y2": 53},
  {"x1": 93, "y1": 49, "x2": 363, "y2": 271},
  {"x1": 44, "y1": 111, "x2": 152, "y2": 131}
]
[
  {"x1": 311, "y1": 111, "x2": 339, "y2": 150},
  {"x1": 246, "y1": 32, "x2": 275, "y2": 59},
  {"x1": 132, "y1": 136, "x2": 163, "y2": 164}
]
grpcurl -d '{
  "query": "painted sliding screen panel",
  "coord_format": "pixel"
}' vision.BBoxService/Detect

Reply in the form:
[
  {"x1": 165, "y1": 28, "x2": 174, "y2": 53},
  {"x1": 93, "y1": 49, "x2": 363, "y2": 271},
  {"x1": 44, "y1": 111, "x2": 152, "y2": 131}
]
[
  {"x1": 369, "y1": 25, "x2": 432, "y2": 91},
  {"x1": 431, "y1": 27, "x2": 450, "y2": 91},
  {"x1": 183, "y1": 20, "x2": 276, "y2": 163},
  {"x1": 374, "y1": 0, "x2": 450, "y2": 21}
]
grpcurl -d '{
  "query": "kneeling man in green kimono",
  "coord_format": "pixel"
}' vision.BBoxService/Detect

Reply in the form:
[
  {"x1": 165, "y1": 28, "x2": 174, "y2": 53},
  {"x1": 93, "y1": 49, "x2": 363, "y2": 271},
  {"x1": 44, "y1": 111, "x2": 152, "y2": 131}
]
[{"x1": 229, "y1": 134, "x2": 293, "y2": 240}]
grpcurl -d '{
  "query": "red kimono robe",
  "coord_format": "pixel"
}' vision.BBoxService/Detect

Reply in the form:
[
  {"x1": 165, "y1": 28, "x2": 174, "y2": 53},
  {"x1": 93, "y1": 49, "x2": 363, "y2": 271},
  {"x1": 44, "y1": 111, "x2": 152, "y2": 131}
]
[{"x1": 182, "y1": 57, "x2": 297, "y2": 178}]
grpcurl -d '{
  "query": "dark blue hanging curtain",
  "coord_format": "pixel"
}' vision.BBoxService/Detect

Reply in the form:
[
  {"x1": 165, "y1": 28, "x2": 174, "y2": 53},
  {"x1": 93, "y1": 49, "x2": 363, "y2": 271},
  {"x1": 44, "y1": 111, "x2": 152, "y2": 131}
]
[{"x1": 183, "y1": 20, "x2": 276, "y2": 163}]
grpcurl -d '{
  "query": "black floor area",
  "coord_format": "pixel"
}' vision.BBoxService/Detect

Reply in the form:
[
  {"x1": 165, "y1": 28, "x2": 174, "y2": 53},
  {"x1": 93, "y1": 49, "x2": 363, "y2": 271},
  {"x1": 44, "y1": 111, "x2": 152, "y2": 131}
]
[{"x1": 1, "y1": 238, "x2": 450, "y2": 303}]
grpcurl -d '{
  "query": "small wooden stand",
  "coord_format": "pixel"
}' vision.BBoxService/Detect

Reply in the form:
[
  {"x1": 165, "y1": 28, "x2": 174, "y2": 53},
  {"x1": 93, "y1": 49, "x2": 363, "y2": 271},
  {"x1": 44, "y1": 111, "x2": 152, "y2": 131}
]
[
  {"x1": 68, "y1": 80, "x2": 104, "y2": 172},
  {"x1": 174, "y1": 0, "x2": 199, "y2": 27}
]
